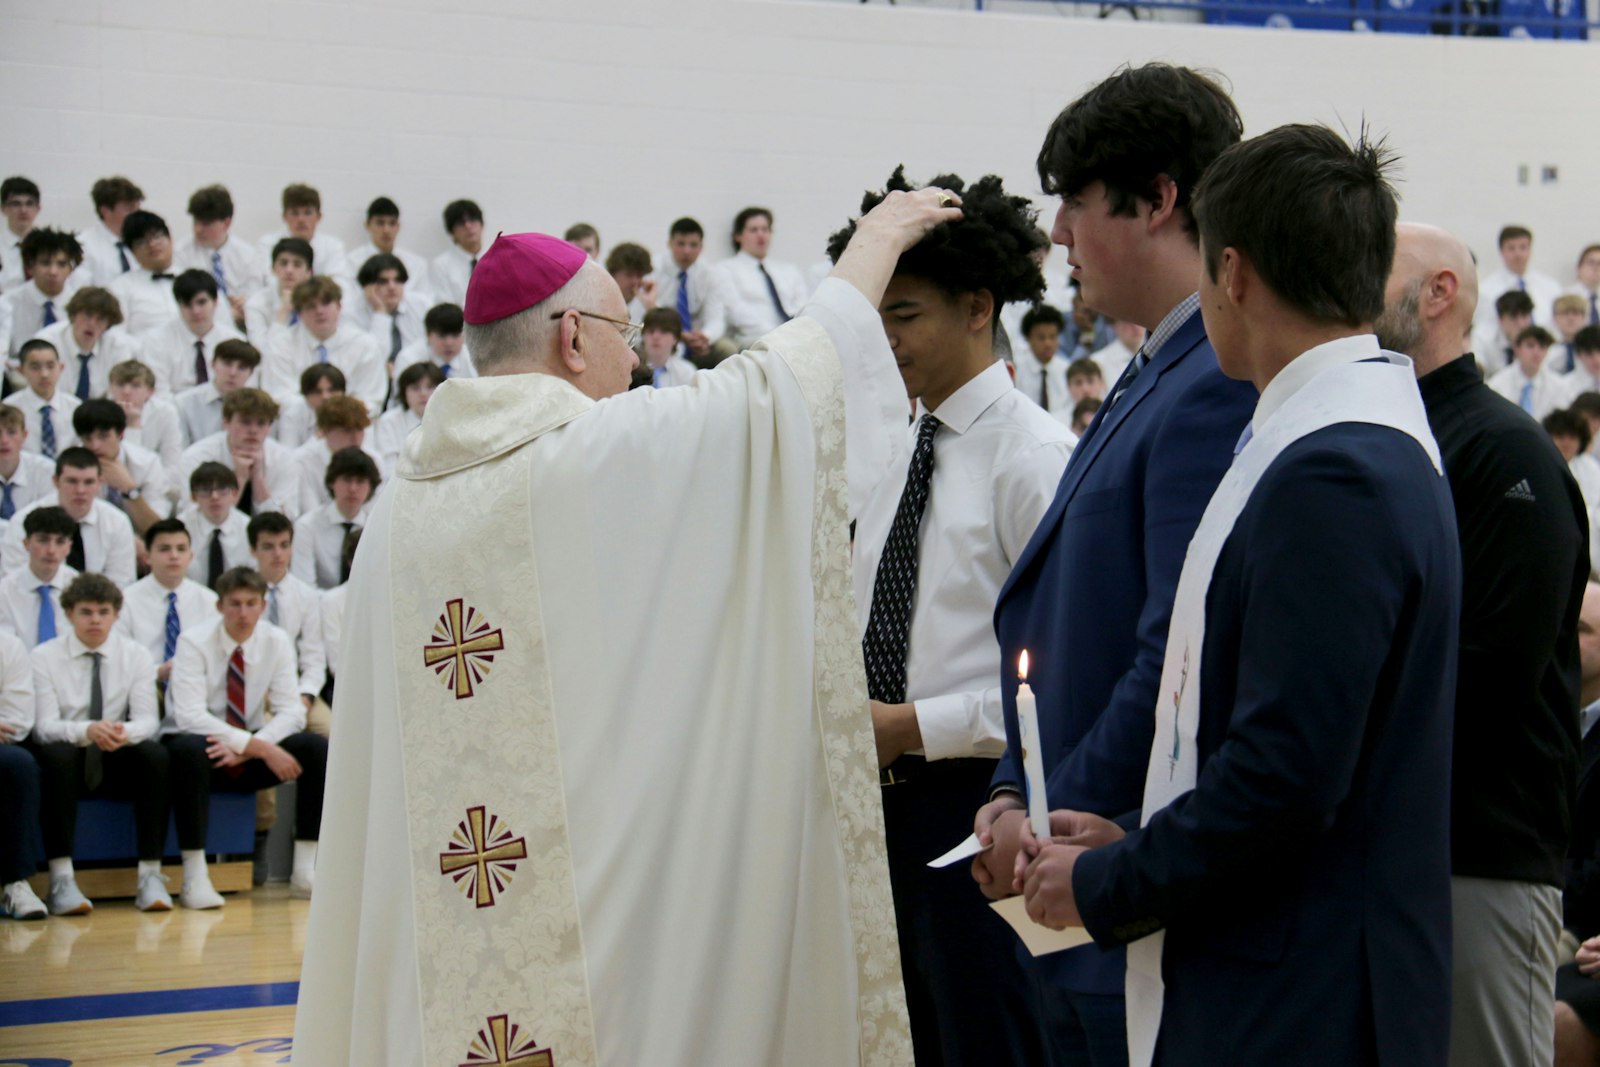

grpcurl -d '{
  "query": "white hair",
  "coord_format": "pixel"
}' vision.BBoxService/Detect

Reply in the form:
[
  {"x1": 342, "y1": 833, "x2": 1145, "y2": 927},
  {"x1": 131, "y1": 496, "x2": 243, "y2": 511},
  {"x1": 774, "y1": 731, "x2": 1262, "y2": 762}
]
[{"x1": 464, "y1": 260, "x2": 614, "y2": 375}]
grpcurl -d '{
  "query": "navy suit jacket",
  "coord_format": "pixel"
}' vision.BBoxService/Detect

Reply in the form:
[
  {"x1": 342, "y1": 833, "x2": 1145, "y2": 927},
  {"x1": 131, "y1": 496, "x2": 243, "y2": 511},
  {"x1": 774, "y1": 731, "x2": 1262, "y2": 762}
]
[
  {"x1": 1073, "y1": 423, "x2": 1460, "y2": 1066},
  {"x1": 992, "y1": 307, "x2": 1256, "y2": 993}
]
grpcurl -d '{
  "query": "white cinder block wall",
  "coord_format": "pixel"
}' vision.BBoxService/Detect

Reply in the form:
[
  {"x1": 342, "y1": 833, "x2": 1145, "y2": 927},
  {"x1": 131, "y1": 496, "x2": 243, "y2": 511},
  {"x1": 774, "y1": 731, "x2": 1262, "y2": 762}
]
[{"x1": 3, "y1": 0, "x2": 1596, "y2": 285}]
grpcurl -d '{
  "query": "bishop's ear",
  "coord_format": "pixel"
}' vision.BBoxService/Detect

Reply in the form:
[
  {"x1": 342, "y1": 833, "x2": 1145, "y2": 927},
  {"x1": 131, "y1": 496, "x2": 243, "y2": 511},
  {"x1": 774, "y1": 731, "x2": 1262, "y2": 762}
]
[{"x1": 557, "y1": 309, "x2": 586, "y2": 374}]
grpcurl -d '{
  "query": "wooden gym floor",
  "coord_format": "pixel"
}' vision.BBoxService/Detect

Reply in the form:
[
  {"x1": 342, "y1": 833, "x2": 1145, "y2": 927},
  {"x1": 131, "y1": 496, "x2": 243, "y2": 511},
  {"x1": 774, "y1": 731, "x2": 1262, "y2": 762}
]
[{"x1": 1, "y1": 884, "x2": 305, "y2": 1066}]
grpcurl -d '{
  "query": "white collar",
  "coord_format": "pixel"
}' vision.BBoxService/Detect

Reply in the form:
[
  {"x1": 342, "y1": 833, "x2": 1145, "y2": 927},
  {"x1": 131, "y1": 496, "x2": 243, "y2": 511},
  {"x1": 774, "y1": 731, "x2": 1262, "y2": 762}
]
[
  {"x1": 1253, "y1": 333, "x2": 1384, "y2": 433},
  {"x1": 922, "y1": 361, "x2": 1014, "y2": 435}
]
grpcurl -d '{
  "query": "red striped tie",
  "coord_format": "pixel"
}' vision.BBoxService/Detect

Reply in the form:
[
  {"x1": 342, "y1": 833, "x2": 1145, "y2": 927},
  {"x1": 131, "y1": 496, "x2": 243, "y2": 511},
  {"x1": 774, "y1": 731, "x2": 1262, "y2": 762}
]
[{"x1": 226, "y1": 646, "x2": 247, "y2": 730}]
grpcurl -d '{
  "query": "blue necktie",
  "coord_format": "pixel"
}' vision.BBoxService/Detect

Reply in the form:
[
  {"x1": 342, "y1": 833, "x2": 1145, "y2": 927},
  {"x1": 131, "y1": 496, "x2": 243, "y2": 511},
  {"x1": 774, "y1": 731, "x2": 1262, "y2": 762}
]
[
  {"x1": 316, "y1": 343, "x2": 329, "y2": 363},
  {"x1": 41, "y1": 300, "x2": 56, "y2": 329},
  {"x1": 163, "y1": 591, "x2": 180, "y2": 663},
  {"x1": 116, "y1": 242, "x2": 130, "y2": 273},
  {"x1": 210, "y1": 251, "x2": 228, "y2": 295},
  {"x1": 76, "y1": 354, "x2": 93, "y2": 401},
  {"x1": 36, "y1": 585, "x2": 55, "y2": 644},
  {"x1": 288, "y1": 310, "x2": 300, "y2": 327},
  {"x1": 758, "y1": 263, "x2": 791, "y2": 323},
  {"x1": 1590, "y1": 293, "x2": 1598, "y2": 327},
  {"x1": 1520, "y1": 381, "x2": 1535, "y2": 414},
  {"x1": 0, "y1": 482, "x2": 13, "y2": 521},
  {"x1": 676, "y1": 271, "x2": 692, "y2": 331},
  {"x1": 39, "y1": 406, "x2": 56, "y2": 459},
  {"x1": 1517, "y1": 277, "x2": 1527, "y2": 292},
  {"x1": 653, "y1": 366, "x2": 669, "y2": 389},
  {"x1": 441, "y1": 362, "x2": 452, "y2": 379}
]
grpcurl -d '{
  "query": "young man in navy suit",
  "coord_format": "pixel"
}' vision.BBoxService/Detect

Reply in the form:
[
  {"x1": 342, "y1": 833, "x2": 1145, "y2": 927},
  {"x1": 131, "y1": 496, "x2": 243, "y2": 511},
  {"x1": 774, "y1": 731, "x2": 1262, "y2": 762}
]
[
  {"x1": 1019, "y1": 125, "x2": 1460, "y2": 1066},
  {"x1": 968, "y1": 63, "x2": 1257, "y2": 1066}
]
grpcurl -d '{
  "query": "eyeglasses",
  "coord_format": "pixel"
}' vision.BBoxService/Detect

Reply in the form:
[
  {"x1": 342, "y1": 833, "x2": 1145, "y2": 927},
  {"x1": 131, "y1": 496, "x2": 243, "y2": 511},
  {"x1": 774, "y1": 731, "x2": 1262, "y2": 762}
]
[{"x1": 550, "y1": 310, "x2": 642, "y2": 348}]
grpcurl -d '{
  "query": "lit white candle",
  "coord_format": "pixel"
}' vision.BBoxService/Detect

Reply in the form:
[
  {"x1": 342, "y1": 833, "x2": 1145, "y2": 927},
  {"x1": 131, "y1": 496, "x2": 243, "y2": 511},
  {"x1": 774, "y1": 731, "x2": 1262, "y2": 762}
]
[{"x1": 1016, "y1": 651, "x2": 1051, "y2": 842}]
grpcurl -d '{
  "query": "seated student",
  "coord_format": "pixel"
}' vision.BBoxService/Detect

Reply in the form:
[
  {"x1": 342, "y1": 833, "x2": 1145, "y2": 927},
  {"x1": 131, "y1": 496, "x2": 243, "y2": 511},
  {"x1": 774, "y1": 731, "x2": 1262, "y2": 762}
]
[
  {"x1": 1063, "y1": 294, "x2": 1113, "y2": 362},
  {"x1": 164, "y1": 566, "x2": 327, "y2": 903},
  {"x1": 118, "y1": 518, "x2": 217, "y2": 686},
  {"x1": 109, "y1": 359, "x2": 182, "y2": 481},
  {"x1": 346, "y1": 197, "x2": 430, "y2": 303},
  {"x1": 107, "y1": 211, "x2": 181, "y2": 340},
  {"x1": 260, "y1": 277, "x2": 385, "y2": 415},
  {"x1": 292, "y1": 395, "x2": 373, "y2": 512},
  {"x1": 606, "y1": 242, "x2": 657, "y2": 325},
  {"x1": 1090, "y1": 318, "x2": 1147, "y2": 382},
  {"x1": 1555, "y1": 295, "x2": 1592, "y2": 375},
  {"x1": 0, "y1": 403, "x2": 57, "y2": 520},
  {"x1": 247, "y1": 512, "x2": 327, "y2": 734},
  {"x1": 2, "y1": 450, "x2": 136, "y2": 587},
  {"x1": 563, "y1": 221, "x2": 600, "y2": 260},
  {"x1": 1546, "y1": 409, "x2": 1600, "y2": 518},
  {"x1": 1480, "y1": 289, "x2": 1537, "y2": 374},
  {"x1": 0, "y1": 176, "x2": 41, "y2": 293},
  {"x1": 244, "y1": 238, "x2": 313, "y2": 343},
  {"x1": 1489, "y1": 325, "x2": 1573, "y2": 419},
  {"x1": 651, "y1": 216, "x2": 732, "y2": 366},
  {"x1": 429, "y1": 199, "x2": 485, "y2": 306},
  {"x1": 3, "y1": 228, "x2": 82, "y2": 362},
  {"x1": 0, "y1": 626, "x2": 43, "y2": 920},
  {"x1": 29, "y1": 573, "x2": 166, "y2": 914},
  {"x1": 174, "y1": 339, "x2": 259, "y2": 446},
  {"x1": 638, "y1": 307, "x2": 694, "y2": 389},
  {"x1": 72, "y1": 399, "x2": 173, "y2": 533},
  {"x1": 1070, "y1": 395, "x2": 1102, "y2": 437},
  {"x1": 347, "y1": 254, "x2": 429, "y2": 406},
  {"x1": 373, "y1": 362, "x2": 442, "y2": 478},
  {"x1": 180, "y1": 389, "x2": 299, "y2": 519},
  {"x1": 1571, "y1": 327, "x2": 1600, "y2": 399},
  {"x1": 394, "y1": 303, "x2": 474, "y2": 381},
  {"x1": 256, "y1": 183, "x2": 348, "y2": 288},
  {"x1": 142, "y1": 270, "x2": 244, "y2": 397},
  {"x1": 32, "y1": 287, "x2": 142, "y2": 403},
  {"x1": 1065, "y1": 355, "x2": 1106, "y2": 402},
  {"x1": 75, "y1": 176, "x2": 144, "y2": 288},
  {"x1": 11, "y1": 340, "x2": 79, "y2": 459},
  {"x1": 274, "y1": 364, "x2": 345, "y2": 449},
  {"x1": 291, "y1": 448, "x2": 378, "y2": 590},
  {"x1": 174, "y1": 184, "x2": 265, "y2": 330},
  {"x1": 317, "y1": 528, "x2": 360, "y2": 707},
  {"x1": 0, "y1": 506, "x2": 78, "y2": 648},
  {"x1": 180, "y1": 463, "x2": 250, "y2": 589},
  {"x1": 1010, "y1": 304, "x2": 1068, "y2": 413}
]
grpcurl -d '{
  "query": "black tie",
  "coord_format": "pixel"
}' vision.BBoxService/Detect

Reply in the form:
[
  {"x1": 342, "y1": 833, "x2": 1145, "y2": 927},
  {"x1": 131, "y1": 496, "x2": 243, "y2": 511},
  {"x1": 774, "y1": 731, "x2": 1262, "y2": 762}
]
[
  {"x1": 84, "y1": 651, "x2": 104, "y2": 792},
  {"x1": 1039, "y1": 365, "x2": 1050, "y2": 411},
  {"x1": 195, "y1": 340, "x2": 209, "y2": 385},
  {"x1": 208, "y1": 528, "x2": 225, "y2": 589},
  {"x1": 339, "y1": 522, "x2": 356, "y2": 584},
  {"x1": 861, "y1": 415, "x2": 941, "y2": 704},
  {"x1": 67, "y1": 524, "x2": 86, "y2": 573},
  {"x1": 758, "y1": 263, "x2": 791, "y2": 322}
]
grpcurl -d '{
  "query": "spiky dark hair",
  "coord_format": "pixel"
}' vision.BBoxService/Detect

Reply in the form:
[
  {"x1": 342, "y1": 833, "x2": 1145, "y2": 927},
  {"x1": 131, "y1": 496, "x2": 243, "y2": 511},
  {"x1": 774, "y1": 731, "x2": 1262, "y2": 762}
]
[{"x1": 825, "y1": 166, "x2": 1048, "y2": 306}]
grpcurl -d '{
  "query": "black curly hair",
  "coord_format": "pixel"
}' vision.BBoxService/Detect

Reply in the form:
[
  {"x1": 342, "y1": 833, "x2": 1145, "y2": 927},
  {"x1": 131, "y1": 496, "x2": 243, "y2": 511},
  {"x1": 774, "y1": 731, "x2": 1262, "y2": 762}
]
[{"x1": 825, "y1": 166, "x2": 1048, "y2": 308}]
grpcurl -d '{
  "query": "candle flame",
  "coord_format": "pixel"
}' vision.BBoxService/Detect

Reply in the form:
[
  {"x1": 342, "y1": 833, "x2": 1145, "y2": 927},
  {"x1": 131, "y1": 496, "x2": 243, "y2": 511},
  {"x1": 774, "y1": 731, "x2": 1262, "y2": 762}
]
[{"x1": 1018, "y1": 650, "x2": 1030, "y2": 681}]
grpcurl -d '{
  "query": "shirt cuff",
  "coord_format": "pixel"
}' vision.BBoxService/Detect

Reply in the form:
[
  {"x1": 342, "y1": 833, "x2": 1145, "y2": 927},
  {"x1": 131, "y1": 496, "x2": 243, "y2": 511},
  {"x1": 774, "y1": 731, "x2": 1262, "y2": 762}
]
[{"x1": 913, "y1": 693, "x2": 1007, "y2": 762}]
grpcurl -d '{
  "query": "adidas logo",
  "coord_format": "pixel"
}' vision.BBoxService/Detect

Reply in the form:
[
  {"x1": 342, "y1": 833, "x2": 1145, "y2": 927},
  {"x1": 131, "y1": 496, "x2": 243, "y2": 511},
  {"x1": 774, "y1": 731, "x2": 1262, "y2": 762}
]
[{"x1": 1504, "y1": 479, "x2": 1537, "y2": 502}]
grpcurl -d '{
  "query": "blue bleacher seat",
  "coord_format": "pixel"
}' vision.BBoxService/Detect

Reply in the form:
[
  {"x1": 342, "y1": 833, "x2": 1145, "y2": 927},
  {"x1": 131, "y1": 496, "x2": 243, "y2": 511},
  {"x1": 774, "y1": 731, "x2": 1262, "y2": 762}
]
[{"x1": 35, "y1": 794, "x2": 257, "y2": 863}]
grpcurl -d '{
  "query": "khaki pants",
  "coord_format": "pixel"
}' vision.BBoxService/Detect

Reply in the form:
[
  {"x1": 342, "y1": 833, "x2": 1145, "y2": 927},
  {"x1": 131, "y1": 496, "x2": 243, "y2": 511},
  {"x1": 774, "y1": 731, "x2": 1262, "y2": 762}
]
[{"x1": 1449, "y1": 875, "x2": 1562, "y2": 1067}]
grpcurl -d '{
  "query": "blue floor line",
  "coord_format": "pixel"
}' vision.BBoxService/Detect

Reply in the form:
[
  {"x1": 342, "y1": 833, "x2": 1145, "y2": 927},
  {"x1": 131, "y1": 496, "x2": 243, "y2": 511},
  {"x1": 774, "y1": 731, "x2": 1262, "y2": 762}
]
[{"x1": 0, "y1": 981, "x2": 300, "y2": 1027}]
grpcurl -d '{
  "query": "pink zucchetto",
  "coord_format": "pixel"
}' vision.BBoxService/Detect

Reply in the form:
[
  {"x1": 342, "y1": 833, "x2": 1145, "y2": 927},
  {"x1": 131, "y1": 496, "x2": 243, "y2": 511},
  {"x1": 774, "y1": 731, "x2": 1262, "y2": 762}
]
[{"x1": 462, "y1": 232, "x2": 590, "y2": 325}]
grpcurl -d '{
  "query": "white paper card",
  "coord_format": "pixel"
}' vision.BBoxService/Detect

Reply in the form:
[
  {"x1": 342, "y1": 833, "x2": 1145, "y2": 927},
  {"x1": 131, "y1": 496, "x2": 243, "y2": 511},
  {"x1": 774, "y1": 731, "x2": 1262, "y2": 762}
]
[
  {"x1": 990, "y1": 895, "x2": 1094, "y2": 956},
  {"x1": 926, "y1": 833, "x2": 993, "y2": 869}
]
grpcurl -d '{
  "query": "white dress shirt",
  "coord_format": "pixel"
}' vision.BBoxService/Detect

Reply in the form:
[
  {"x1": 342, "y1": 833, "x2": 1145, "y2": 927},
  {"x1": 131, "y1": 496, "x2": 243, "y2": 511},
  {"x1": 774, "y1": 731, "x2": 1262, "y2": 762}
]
[
  {"x1": 4, "y1": 280, "x2": 80, "y2": 361},
  {"x1": 1487, "y1": 362, "x2": 1575, "y2": 420},
  {"x1": 125, "y1": 394, "x2": 184, "y2": 482},
  {"x1": 394, "y1": 338, "x2": 475, "y2": 381},
  {"x1": 179, "y1": 505, "x2": 252, "y2": 584},
  {"x1": 291, "y1": 499, "x2": 370, "y2": 590},
  {"x1": 108, "y1": 268, "x2": 180, "y2": 340},
  {"x1": 718, "y1": 251, "x2": 811, "y2": 346},
  {"x1": 343, "y1": 290, "x2": 429, "y2": 356},
  {"x1": 141, "y1": 317, "x2": 245, "y2": 396},
  {"x1": 347, "y1": 241, "x2": 432, "y2": 302},
  {"x1": 2, "y1": 496, "x2": 134, "y2": 587},
  {"x1": 650, "y1": 258, "x2": 731, "y2": 343},
  {"x1": 646, "y1": 354, "x2": 696, "y2": 389},
  {"x1": 1089, "y1": 337, "x2": 1137, "y2": 382},
  {"x1": 273, "y1": 395, "x2": 317, "y2": 448},
  {"x1": 1564, "y1": 364, "x2": 1600, "y2": 397},
  {"x1": 0, "y1": 231, "x2": 26, "y2": 293},
  {"x1": 1478, "y1": 266, "x2": 1564, "y2": 328},
  {"x1": 174, "y1": 382, "x2": 226, "y2": 446},
  {"x1": 0, "y1": 628, "x2": 33, "y2": 739},
  {"x1": 116, "y1": 574, "x2": 218, "y2": 667},
  {"x1": 372, "y1": 407, "x2": 420, "y2": 480},
  {"x1": 30, "y1": 321, "x2": 143, "y2": 401},
  {"x1": 429, "y1": 243, "x2": 479, "y2": 306},
  {"x1": 8, "y1": 388, "x2": 80, "y2": 457},
  {"x1": 174, "y1": 237, "x2": 268, "y2": 302},
  {"x1": 166, "y1": 614, "x2": 304, "y2": 753},
  {"x1": 256, "y1": 231, "x2": 350, "y2": 287},
  {"x1": 320, "y1": 584, "x2": 347, "y2": 679},
  {"x1": 291, "y1": 437, "x2": 383, "y2": 512},
  {"x1": 0, "y1": 564, "x2": 76, "y2": 648},
  {"x1": 261, "y1": 323, "x2": 386, "y2": 415},
  {"x1": 105, "y1": 440, "x2": 174, "y2": 512},
  {"x1": 244, "y1": 285, "x2": 292, "y2": 343},
  {"x1": 31, "y1": 630, "x2": 159, "y2": 745},
  {"x1": 0, "y1": 452, "x2": 59, "y2": 516},
  {"x1": 852, "y1": 361, "x2": 1076, "y2": 761},
  {"x1": 180, "y1": 432, "x2": 301, "y2": 519},
  {"x1": 1010, "y1": 349, "x2": 1072, "y2": 416},
  {"x1": 263, "y1": 572, "x2": 327, "y2": 698},
  {"x1": 76, "y1": 221, "x2": 133, "y2": 288}
]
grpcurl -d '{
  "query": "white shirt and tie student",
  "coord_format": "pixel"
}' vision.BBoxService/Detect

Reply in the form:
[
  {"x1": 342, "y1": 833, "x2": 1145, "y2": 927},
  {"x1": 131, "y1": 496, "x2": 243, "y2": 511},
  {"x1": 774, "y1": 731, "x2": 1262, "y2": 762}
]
[
  {"x1": 173, "y1": 342, "x2": 261, "y2": 446},
  {"x1": 174, "y1": 227, "x2": 267, "y2": 317},
  {"x1": 392, "y1": 310, "x2": 476, "y2": 385},
  {"x1": 31, "y1": 300, "x2": 144, "y2": 404},
  {"x1": 291, "y1": 449, "x2": 378, "y2": 590},
  {"x1": 290, "y1": 397, "x2": 376, "y2": 512},
  {"x1": 272, "y1": 364, "x2": 346, "y2": 449},
  {"x1": 107, "y1": 269, "x2": 178, "y2": 342},
  {"x1": 70, "y1": 400, "x2": 175, "y2": 529},
  {"x1": 247, "y1": 512, "x2": 329, "y2": 733},
  {"x1": 109, "y1": 365, "x2": 184, "y2": 486},
  {"x1": 117, "y1": 520, "x2": 218, "y2": 686},
  {"x1": 341, "y1": 256, "x2": 429, "y2": 408},
  {"x1": 2, "y1": 242, "x2": 80, "y2": 362},
  {"x1": 1487, "y1": 333, "x2": 1575, "y2": 421},
  {"x1": 0, "y1": 409, "x2": 57, "y2": 522},
  {"x1": 76, "y1": 204, "x2": 139, "y2": 287},
  {"x1": 718, "y1": 249, "x2": 811, "y2": 348},
  {"x1": 164, "y1": 568, "x2": 327, "y2": 903},
  {"x1": 2, "y1": 454, "x2": 138, "y2": 589},
  {"x1": 259, "y1": 283, "x2": 386, "y2": 416},
  {"x1": 11, "y1": 341, "x2": 81, "y2": 459},
  {"x1": 31, "y1": 573, "x2": 169, "y2": 915},
  {"x1": 179, "y1": 390, "x2": 302, "y2": 520},
  {"x1": 650, "y1": 230, "x2": 732, "y2": 363},
  {"x1": 140, "y1": 285, "x2": 245, "y2": 398},
  {"x1": 373, "y1": 363, "x2": 442, "y2": 479},
  {"x1": 178, "y1": 467, "x2": 252, "y2": 589},
  {"x1": 0, "y1": 506, "x2": 77, "y2": 649},
  {"x1": 243, "y1": 239, "x2": 314, "y2": 344},
  {"x1": 256, "y1": 230, "x2": 350, "y2": 293},
  {"x1": 429, "y1": 203, "x2": 486, "y2": 306}
]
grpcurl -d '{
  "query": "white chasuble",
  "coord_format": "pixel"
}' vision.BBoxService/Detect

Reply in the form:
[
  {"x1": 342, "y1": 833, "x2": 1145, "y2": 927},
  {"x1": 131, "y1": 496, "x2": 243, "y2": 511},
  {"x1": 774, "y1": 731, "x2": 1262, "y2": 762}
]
[
  {"x1": 1125, "y1": 345, "x2": 1441, "y2": 1067},
  {"x1": 293, "y1": 307, "x2": 912, "y2": 1066}
]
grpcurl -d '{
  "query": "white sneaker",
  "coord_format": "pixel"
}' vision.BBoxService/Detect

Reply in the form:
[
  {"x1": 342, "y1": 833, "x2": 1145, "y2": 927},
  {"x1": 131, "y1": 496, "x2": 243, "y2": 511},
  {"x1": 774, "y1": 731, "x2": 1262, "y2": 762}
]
[
  {"x1": 179, "y1": 877, "x2": 224, "y2": 910},
  {"x1": 1, "y1": 879, "x2": 46, "y2": 920},
  {"x1": 288, "y1": 871, "x2": 313, "y2": 900},
  {"x1": 135, "y1": 871, "x2": 173, "y2": 912},
  {"x1": 47, "y1": 875, "x2": 92, "y2": 916}
]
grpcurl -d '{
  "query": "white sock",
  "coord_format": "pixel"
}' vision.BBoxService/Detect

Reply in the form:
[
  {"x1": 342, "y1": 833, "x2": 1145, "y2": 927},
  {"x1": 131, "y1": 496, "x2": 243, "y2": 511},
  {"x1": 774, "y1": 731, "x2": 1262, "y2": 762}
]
[
  {"x1": 292, "y1": 840, "x2": 317, "y2": 879},
  {"x1": 137, "y1": 859, "x2": 161, "y2": 878},
  {"x1": 48, "y1": 857, "x2": 73, "y2": 881},
  {"x1": 182, "y1": 850, "x2": 209, "y2": 883}
]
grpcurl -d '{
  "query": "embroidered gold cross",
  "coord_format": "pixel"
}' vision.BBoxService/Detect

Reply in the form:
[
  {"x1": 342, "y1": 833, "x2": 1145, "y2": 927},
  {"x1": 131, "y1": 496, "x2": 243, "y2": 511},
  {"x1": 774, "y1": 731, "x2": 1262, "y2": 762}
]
[
  {"x1": 440, "y1": 806, "x2": 529, "y2": 909},
  {"x1": 424, "y1": 598, "x2": 505, "y2": 699},
  {"x1": 460, "y1": 1013, "x2": 554, "y2": 1066}
]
